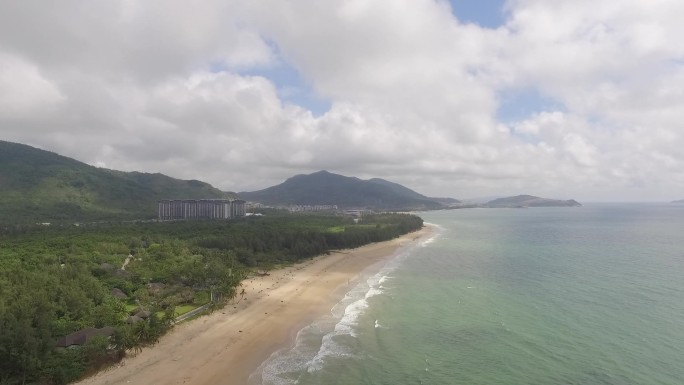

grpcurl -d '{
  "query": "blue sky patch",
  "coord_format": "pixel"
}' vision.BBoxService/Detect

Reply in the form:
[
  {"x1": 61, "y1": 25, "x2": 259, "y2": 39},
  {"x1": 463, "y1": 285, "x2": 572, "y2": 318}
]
[
  {"x1": 237, "y1": 61, "x2": 331, "y2": 117},
  {"x1": 496, "y1": 87, "x2": 565, "y2": 123},
  {"x1": 448, "y1": 0, "x2": 507, "y2": 28}
]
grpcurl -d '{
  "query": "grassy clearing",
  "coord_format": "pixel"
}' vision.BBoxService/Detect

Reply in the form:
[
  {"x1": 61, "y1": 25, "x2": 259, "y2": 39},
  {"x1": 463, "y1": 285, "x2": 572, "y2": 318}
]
[{"x1": 174, "y1": 304, "x2": 199, "y2": 316}]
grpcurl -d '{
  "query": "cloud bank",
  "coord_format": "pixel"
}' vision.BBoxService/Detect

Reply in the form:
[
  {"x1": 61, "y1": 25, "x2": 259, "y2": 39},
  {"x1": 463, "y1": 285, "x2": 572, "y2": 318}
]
[{"x1": 1, "y1": 0, "x2": 682, "y2": 201}]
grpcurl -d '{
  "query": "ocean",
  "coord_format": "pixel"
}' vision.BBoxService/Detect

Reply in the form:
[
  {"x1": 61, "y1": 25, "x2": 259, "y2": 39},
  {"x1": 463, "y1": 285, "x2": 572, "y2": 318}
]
[{"x1": 254, "y1": 204, "x2": 684, "y2": 385}]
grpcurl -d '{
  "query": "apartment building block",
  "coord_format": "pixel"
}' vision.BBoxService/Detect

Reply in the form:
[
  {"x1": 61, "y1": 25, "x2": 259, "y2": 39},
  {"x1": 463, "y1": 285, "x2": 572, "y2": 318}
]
[{"x1": 157, "y1": 199, "x2": 246, "y2": 220}]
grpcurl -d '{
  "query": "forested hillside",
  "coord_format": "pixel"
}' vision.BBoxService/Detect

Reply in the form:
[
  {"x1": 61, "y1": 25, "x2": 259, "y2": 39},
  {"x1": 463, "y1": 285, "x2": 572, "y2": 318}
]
[
  {"x1": 0, "y1": 140, "x2": 235, "y2": 224},
  {"x1": 239, "y1": 170, "x2": 447, "y2": 210},
  {"x1": 0, "y1": 213, "x2": 422, "y2": 384}
]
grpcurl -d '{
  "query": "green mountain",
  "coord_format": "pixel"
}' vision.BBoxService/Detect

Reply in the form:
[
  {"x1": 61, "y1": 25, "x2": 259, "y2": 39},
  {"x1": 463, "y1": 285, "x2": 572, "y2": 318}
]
[
  {"x1": 367, "y1": 178, "x2": 461, "y2": 207},
  {"x1": 486, "y1": 195, "x2": 582, "y2": 208},
  {"x1": 0, "y1": 140, "x2": 235, "y2": 223},
  {"x1": 238, "y1": 170, "x2": 449, "y2": 210}
]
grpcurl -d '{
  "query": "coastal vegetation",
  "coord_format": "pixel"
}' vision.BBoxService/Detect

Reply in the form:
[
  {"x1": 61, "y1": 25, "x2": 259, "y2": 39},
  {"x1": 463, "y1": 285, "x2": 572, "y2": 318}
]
[{"x1": 0, "y1": 213, "x2": 422, "y2": 385}]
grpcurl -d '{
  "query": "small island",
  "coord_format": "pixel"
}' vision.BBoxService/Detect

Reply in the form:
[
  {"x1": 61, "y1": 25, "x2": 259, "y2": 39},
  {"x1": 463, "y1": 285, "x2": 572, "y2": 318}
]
[
  {"x1": 485, "y1": 195, "x2": 582, "y2": 208},
  {"x1": 672, "y1": 199, "x2": 684, "y2": 204}
]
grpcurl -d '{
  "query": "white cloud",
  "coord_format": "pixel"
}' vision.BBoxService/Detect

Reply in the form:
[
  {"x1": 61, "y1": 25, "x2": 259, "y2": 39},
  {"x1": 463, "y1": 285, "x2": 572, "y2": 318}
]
[
  {"x1": 0, "y1": 53, "x2": 64, "y2": 119},
  {"x1": 1, "y1": 0, "x2": 683, "y2": 201}
]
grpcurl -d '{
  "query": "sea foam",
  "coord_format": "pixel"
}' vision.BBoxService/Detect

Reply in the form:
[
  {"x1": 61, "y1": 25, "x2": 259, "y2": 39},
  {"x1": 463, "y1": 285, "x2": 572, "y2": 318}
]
[{"x1": 255, "y1": 233, "x2": 432, "y2": 384}]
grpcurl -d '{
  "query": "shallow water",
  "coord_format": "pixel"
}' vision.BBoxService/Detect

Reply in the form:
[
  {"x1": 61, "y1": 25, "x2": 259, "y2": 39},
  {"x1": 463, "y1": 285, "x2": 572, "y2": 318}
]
[{"x1": 256, "y1": 204, "x2": 684, "y2": 385}]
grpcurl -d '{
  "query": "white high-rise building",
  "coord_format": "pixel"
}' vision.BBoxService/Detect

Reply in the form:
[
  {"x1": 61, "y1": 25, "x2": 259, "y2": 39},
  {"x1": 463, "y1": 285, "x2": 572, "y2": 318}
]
[{"x1": 157, "y1": 199, "x2": 246, "y2": 220}]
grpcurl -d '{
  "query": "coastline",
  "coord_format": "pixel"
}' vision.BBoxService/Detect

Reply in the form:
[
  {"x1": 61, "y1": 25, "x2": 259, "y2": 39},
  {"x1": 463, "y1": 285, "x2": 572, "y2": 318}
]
[{"x1": 76, "y1": 225, "x2": 433, "y2": 385}]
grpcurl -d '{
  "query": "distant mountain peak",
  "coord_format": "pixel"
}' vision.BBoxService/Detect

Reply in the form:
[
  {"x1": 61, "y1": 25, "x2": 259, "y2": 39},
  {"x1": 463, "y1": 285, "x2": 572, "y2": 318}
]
[{"x1": 239, "y1": 171, "x2": 458, "y2": 210}]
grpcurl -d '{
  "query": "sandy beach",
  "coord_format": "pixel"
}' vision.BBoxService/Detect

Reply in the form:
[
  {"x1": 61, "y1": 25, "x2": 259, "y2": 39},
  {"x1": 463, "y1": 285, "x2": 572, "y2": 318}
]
[{"x1": 77, "y1": 226, "x2": 431, "y2": 385}]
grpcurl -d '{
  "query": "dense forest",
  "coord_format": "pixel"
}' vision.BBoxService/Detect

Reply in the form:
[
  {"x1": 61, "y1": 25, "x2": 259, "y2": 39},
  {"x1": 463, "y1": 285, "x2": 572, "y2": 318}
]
[{"x1": 0, "y1": 213, "x2": 422, "y2": 384}]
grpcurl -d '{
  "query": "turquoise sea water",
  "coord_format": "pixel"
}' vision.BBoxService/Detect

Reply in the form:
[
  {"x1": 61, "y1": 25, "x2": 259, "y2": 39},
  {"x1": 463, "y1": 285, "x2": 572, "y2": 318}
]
[{"x1": 254, "y1": 204, "x2": 684, "y2": 385}]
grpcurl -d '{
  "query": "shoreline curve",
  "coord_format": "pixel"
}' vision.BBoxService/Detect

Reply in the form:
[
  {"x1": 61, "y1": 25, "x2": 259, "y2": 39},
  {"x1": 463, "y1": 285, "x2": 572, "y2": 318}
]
[{"x1": 76, "y1": 225, "x2": 433, "y2": 385}]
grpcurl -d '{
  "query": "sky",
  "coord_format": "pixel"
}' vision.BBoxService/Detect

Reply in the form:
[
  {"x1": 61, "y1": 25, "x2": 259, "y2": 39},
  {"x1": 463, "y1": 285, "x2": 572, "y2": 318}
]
[{"x1": 1, "y1": 0, "x2": 683, "y2": 202}]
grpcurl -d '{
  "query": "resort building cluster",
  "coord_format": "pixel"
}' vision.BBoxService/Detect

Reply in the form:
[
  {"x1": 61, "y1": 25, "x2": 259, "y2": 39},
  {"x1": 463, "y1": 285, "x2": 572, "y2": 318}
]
[
  {"x1": 158, "y1": 199, "x2": 374, "y2": 221},
  {"x1": 157, "y1": 199, "x2": 246, "y2": 220},
  {"x1": 288, "y1": 204, "x2": 338, "y2": 212}
]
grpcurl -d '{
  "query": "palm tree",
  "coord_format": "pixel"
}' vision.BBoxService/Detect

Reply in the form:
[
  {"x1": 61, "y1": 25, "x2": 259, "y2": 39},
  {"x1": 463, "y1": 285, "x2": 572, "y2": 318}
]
[
  {"x1": 112, "y1": 326, "x2": 137, "y2": 355},
  {"x1": 132, "y1": 321, "x2": 151, "y2": 346}
]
